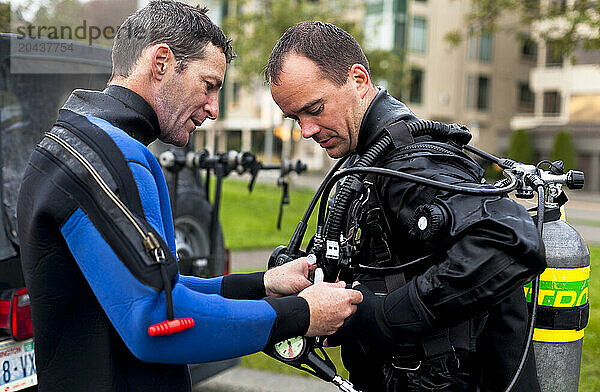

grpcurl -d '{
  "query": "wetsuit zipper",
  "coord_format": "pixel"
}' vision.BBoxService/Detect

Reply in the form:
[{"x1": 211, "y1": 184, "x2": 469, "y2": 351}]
[{"x1": 44, "y1": 132, "x2": 166, "y2": 264}]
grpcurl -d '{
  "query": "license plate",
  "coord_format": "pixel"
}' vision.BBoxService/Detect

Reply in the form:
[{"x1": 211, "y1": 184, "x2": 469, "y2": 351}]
[{"x1": 0, "y1": 338, "x2": 36, "y2": 392}]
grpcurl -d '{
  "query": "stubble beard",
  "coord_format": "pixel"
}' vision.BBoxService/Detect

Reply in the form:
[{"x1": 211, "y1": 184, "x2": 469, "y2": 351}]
[{"x1": 155, "y1": 81, "x2": 188, "y2": 147}]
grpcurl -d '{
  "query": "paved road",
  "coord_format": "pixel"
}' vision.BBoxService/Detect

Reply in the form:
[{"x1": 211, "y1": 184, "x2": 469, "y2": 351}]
[
  {"x1": 514, "y1": 190, "x2": 600, "y2": 245},
  {"x1": 230, "y1": 249, "x2": 272, "y2": 271},
  {"x1": 194, "y1": 367, "x2": 339, "y2": 392},
  {"x1": 561, "y1": 191, "x2": 600, "y2": 245}
]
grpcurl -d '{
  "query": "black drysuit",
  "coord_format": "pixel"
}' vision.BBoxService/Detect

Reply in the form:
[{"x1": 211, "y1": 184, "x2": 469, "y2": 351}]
[{"x1": 334, "y1": 90, "x2": 546, "y2": 391}]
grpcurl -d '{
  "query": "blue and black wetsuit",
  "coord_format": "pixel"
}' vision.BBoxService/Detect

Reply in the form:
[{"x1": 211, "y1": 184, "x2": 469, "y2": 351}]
[{"x1": 17, "y1": 86, "x2": 309, "y2": 392}]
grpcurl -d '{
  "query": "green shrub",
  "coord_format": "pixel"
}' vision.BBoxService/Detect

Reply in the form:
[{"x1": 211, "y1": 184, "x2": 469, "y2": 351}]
[
  {"x1": 551, "y1": 130, "x2": 578, "y2": 170},
  {"x1": 507, "y1": 129, "x2": 534, "y2": 164}
]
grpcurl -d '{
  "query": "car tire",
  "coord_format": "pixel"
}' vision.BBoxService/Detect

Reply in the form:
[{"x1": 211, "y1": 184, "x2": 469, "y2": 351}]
[{"x1": 174, "y1": 191, "x2": 226, "y2": 278}]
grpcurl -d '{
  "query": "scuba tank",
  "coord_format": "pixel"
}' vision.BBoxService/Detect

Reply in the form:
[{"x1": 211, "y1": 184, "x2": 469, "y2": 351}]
[
  {"x1": 522, "y1": 168, "x2": 589, "y2": 392},
  {"x1": 532, "y1": 216, "x2": 589, "y2": 392}
]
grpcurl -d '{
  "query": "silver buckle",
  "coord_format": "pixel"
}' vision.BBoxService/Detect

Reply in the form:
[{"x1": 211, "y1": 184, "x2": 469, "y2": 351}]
[{"x1": 391, "y1": 358, "x2": 421, "y2": 371}]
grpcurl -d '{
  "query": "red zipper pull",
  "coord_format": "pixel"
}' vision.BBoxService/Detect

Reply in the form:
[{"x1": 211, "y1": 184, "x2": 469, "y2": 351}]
[{"x1": 148, "y1": 318, "x2": 195, "y2": 337}]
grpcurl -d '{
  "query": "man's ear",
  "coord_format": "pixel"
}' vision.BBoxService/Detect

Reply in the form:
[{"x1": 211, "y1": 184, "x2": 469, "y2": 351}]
[
  {"x1": 349, "y1": 64, "x2": 372, "y2": 99},
  {"x1": 149, "y1": 43, "x2": 172, "y2": 81}
]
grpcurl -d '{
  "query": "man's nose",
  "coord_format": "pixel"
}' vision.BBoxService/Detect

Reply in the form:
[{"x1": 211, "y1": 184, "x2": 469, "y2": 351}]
[
  {"x1": 205, "y1": 93, "x2": 219, "y2": 120},
  {"x1": 300, "y1": 119, "x2": 320, "y2": 139}
]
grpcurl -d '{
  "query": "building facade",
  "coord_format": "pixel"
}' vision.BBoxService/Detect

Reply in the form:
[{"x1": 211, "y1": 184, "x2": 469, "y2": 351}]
[
  {"x1": 365, "y1": 0, "x2": 537, "y2": 154},
  {"x1": 507, "y1": 0, "x2": 600, "y2": 192},
  {"x1": 192, "y1": 0, "x2": 541, "y2": 172}
]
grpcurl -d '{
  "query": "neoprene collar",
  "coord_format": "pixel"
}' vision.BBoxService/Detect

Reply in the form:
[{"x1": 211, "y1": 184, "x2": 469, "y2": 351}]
[
  {"x1": 355, "y1": 89, "x2": 418, "y2": 155},
  {"x1": 62, "y1": 85, "x2": 160, "y2": 146}
]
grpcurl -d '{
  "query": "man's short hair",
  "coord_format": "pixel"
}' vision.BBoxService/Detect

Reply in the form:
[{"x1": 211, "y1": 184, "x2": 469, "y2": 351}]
[
  {"x1": 111, "y1": 0, "x2": 234, "y2": 80},
  {"x1": 266, "y1": 21, "x2": 370, "y2": 86}
]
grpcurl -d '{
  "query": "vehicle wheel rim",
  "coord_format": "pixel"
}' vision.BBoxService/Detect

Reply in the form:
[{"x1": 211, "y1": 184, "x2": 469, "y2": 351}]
[{"x1": 174, "y1": 215, "x2": 210, "y2": 261}]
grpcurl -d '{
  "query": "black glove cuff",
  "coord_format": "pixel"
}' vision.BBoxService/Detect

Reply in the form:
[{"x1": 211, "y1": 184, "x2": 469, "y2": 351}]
[
  {"x1": 349, "y1": 284, "x2": 396, "y2": 343},
  {"x1": 374, "y1": 297, "x2": 397, "y2": 342},
  {"x1": 221, "y1": 272, "x2": 266, "y2": 299},
  {"x1": 383, "y1": 279, "x2": 435, "y2": 338},
  {"x1": 264, "y1": 296, "x2": 310, "y2": 347}
]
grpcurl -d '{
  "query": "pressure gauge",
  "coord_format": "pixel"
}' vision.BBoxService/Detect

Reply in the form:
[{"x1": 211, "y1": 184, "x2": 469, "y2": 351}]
[{"x1": 272, "y1": 336, "x2": 307, "y2": 362}]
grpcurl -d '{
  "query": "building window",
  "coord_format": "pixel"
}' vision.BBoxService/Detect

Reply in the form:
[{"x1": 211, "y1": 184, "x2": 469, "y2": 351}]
[
  {"x1": 232, "y1": 81, "x2": 240, "y2": 105},
  {"x1": 550, "y1": 0, "x2": 567, "y2": 12},
  {"x1": 518, "y1": 82, "x2": 535, "y2": 113},
  {"x1": 467, "y1": 75, "x2": 491, "y2": 111},
  {"x1": 409, "y1": 68, "x2": 424, "y2": 104},
  {"x1": 468, "y1": 30, "x2": 493, "y2": 62},
  {"x1": 409, "y1": 17, "x2": 427, "y2": 54},
  {"x1": 477, "y1": 76, "x2": 490, "y2": 110},
  {"x1": 521, "y1": 38, "x2": 538, "y2": 60},
  {"x1": 543, "y1": 91, "x2": 562, "y2": 115},
  {"x1": 226, "y1": 130, "x2": 242, "y2": 151},
  {"x1": 546, "y1": 41, "x2": 564, "y2": 67}
]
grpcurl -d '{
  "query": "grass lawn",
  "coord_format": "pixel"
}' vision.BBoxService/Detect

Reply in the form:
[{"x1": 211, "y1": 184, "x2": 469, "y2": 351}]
[
  {"x1": 580, "y1": 246, "x2": 599, "y2": 391},
  {"x1": 218, "y1": 178, "x2": 319, "y2": 250},
  {"x1": 217, "y1": 179, "x2": 599, "y2": 388}
]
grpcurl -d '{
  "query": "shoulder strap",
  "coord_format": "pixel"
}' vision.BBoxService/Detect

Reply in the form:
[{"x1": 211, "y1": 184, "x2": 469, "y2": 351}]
[
  {"x1": 383, "y1": 121, "x2": 414, "y2": 148},
  {"x1": 55, "y1": 109, "x2": 146, "y2": 217},
  {"x1": 40, "y1": 112, "x2": 178, "y2": 298}
]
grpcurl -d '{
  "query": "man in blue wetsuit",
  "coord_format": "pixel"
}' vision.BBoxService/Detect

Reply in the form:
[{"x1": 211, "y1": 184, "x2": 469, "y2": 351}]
[{"x1": 16, "y1": 2, "x2": 362, "y2": 391}]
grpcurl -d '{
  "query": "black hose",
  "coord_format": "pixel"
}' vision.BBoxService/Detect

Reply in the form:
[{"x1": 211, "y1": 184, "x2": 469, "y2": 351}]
[
  {"x1": 503, "y1": 183, "x2": 544, "y2": 392},
  {"x1": 285, "y1": 156, "x2": 350, "y2": 255},
  {"x1": 278, "y1": 118, "x2": 545, "y2": 391},
  {"x1": 301, "y1": 156, "x2": 350, "y2": 229},
  {"x1": 322, "y1": 120, "x2": 478, "y2": 248},
  {"x1": 323, "y1": 134, "x2": 393, "y2": 241},
  {"x1": 464, "y1": 145, "x2": 503, "y2": 166},
  {"x1": 410, "y1": 121, "x2": 470, "y2": 145},
  {"x1": 317, "y1": 167, "x2": 518, "y2": 227},
  {"x1": 287, "y1": 116, "x2": 543, "y2": 390}
]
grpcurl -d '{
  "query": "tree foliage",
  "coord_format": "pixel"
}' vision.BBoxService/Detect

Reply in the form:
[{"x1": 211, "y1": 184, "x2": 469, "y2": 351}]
[
  {"x1": 222, "y1": 0, "x2": 405, "y2": 94},
  {"x1": 0, "y1": 1, "x2": 29, "y2": 33},
  {"x1": 0, "y1": 2, "x2": 10, "y2": 32},
  {"x1": 223, "y1": 0, "x2": 362, "y2": 84},
  {"x1": 446, "y1": 0, "x2": 600, "y2": 60},
  {"x1": 507, "y1": 129, "x2": 534, "y2": 164},
  {"x1": 551, "y1": 130, "x2": 577, "y2": 170},
  {"x1": 367, "y1": 48, "x2": 407, "y2": 99}
]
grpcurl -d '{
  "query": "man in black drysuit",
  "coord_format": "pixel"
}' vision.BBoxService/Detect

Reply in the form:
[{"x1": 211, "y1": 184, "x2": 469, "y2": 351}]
[{"x1": 266, "y1": 21, "x2": 546, "y2": 391}]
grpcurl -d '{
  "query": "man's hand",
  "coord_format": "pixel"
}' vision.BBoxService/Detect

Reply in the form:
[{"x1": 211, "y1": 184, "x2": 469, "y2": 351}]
[
  {"x1": 299, "y1": 281, "x2": 363, "y2": 336},
  {"x1": 264, "y1": 257, "x2": 316, "y2": 298}
]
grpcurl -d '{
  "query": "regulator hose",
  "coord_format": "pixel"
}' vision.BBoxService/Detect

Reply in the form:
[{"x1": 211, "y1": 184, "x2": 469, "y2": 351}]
[
  {"x1": 323, "y1": 133, "x2": 393, "y2": 243},
  {"x1": 275, "y1": 118, "x2": 545, "y2": 391},
  {"x1": 317, "y1": 166, "x2": 517, "y2": 229},
  {"x1": 409, "y1": 120, "x2": 472, "y2": 146},
  {"x1": 285, "y1": 155, "x2": 350, "y2": 256},
  {"x1": 323, "y1": 120, "x2": 473, "y2": 255},
  {"x1": 504, "y1": 181, "x2": 544, "y2": 392}
]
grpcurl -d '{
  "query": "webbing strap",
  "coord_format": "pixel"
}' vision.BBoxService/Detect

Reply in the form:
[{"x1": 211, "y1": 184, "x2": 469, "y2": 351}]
[
  {"x1": 530, "y1": 302, "x2": 589, "y2": 331},
  {"x1": 384, "y1": 273, "x2": 406, "y2": 292},
  {"x1": 383, "y1": 121, "x2": 414, "y2": 148},
  {"x1": 421, "y1": 330, "x2": 453, "y2": 359},
  {"x1": 421, "y1": 320, "x2": 480, "y2": 360}
]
